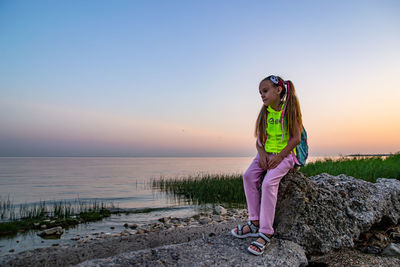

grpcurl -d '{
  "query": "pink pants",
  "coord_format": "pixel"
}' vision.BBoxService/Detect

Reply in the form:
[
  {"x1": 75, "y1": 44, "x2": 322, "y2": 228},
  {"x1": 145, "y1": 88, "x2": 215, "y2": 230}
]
[{"x1": 243, "y1": 152, "x2": 294, "y2": 235}]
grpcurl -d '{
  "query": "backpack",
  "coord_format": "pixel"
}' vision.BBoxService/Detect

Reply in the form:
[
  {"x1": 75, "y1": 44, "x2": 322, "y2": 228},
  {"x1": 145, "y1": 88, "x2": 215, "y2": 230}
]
[{"x1": 294, "y1": 126, "x2": 309, "y2": 167}]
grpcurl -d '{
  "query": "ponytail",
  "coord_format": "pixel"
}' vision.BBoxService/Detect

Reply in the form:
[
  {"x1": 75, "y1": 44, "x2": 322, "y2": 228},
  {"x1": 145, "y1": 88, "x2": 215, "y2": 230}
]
[{"x1": 283, "y1": 80, "x2": 303, "y2": 138}]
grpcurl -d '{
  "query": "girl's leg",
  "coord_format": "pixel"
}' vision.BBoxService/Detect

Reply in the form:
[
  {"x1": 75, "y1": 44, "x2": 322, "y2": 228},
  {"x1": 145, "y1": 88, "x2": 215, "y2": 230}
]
[
  {"x1": 258, "y1": 153, "x2": 294, "y2": 235},
  {"x1": 243, "y1": 153, "x2": 266, "y2": 221}
]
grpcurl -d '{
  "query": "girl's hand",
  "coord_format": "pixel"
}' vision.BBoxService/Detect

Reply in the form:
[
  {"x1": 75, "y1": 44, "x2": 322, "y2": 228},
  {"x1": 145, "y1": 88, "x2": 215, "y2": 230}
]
[
  {"x1": 258, "y1": 153, "x2": 269, "y2": 170},
  {"x1": 267, "y1": 154, "x2": 284, "y2": 169}
]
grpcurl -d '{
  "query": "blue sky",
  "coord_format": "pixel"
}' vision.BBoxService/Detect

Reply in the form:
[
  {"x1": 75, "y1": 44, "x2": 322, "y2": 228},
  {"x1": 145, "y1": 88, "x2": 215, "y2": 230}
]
[{"x1": 1, "y1": 0, "x2": 399, "y2": 157}]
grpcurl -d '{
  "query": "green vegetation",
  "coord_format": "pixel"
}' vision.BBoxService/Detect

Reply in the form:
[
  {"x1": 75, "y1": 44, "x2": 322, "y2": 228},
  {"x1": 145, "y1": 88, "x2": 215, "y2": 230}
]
[
  {"x1": 300, "y1": 153, "x2": 400, "y2": 182},
  {"x1": 152, "y1": 173, "x2": 247, "y2": 209},
  {"x1": 0, "y1": 198, "x2": 113, "y2": 237},
  {"x1": 152, "y1": 154, "x2": 400, "y2": 205}
]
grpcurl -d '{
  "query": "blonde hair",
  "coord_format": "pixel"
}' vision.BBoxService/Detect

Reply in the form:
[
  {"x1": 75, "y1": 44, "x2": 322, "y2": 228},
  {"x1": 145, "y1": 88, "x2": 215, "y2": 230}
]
[{"x1": 254, "y1": 75, "x2": 303, "y2": 145}]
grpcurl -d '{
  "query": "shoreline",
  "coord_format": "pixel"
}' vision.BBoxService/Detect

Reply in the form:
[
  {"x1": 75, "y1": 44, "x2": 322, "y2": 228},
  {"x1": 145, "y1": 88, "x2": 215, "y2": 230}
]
[{"x1": 1, "y1": 207, "x2": 399, "y2": 266}]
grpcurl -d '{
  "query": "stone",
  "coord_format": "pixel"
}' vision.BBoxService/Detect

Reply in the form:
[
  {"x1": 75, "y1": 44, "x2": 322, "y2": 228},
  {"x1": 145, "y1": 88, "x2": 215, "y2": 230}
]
[
  {"x1": 198, "y1": 217, "x2": 212, "y2": 225},
  {"x1": 214, "y1": 205, "x2": 227, "y2": 215},
  {"x1": 390, "y1": 232, "x2": 400, "y2": 242},
  {"x1": 382, "y1": 243, "x2": 400, "y2": 257},
  {"x1": 37, "y1": 226, "x2": 64, "y2": 237},
  {"x1": 76, "y1": 233, "x2": 307, "y2": 267},
  {"x1": 123, "y1": 229, "x2": 137, "y2": 235},
  {"x1": 158, "y1": 217, "x2": 169, "y2": 223},
  {"x1": 137, "y1": 229, "x2": 146, "y2": 234},
  {"x1": 273, "y1": 172, "x2": 400, "y2": 254},
  {"x1": 129, "y1": 224, "x2": 138, "y2": 229},
  {"x1": 170, "y1": 217, "x2": 181, "y2": 224},
  {"x1": 211, "y1": 215, "x2": 222, "y2": 222}
]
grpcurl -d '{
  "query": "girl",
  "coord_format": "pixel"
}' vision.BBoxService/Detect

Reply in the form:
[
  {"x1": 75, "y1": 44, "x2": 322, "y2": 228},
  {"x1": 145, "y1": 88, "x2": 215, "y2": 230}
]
[{"x1": 231, "y1": 75, "x2": 303, "y2": 256}]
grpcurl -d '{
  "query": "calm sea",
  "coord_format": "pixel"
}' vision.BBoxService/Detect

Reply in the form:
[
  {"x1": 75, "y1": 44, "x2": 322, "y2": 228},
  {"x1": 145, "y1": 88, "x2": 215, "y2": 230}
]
[
  {"x1": 0, "y1": 156, "x2": 331, "y2": 256},
  {"x1": 0, "y1": 156, "x2": 326, "y2": 209}
]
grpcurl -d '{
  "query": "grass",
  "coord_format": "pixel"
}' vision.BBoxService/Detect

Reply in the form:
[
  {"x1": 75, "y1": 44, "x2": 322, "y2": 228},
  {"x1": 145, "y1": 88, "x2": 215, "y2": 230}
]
[
  {"x1": 0, "y1": 198, "x2": 114, "y2": 237},
  {"x1": 300, "y1": 153, "x2": 400, "y2": 182},
  {"x1": 152, "y1": 153, "x2": 400, "y2": 205},
  {"x1": 152, "y1": 173, "x2": 247, "y2": 209}
]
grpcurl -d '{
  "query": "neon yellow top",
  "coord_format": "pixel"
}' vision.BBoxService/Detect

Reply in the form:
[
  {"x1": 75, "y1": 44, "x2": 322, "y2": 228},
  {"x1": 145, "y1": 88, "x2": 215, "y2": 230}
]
[{"x1": 265, "y1": 102, "x2": 297, "y2": 155}]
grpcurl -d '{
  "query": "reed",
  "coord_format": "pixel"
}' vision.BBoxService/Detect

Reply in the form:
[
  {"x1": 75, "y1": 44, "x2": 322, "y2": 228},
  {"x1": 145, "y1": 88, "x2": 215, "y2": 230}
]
[
  {"x1": 152, "y1": 173, "x2": 247, "y2": 208},
  {"x1": 0, "y1": 195, "x2": 16, "y2": 221},
  {"x1": 300, "y1": 153, "x2": 400, "y2": 182},
  {"x1": 0, "y1": 198, "x2": 115, "y2": 237},
  {"x1": 152, "y1": 153, "x2": 400, "y2": 205}
]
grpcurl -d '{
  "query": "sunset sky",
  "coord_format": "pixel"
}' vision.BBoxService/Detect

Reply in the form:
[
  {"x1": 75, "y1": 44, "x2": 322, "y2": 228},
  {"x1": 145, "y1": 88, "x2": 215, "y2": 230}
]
[{"x1": 1, "y1": 0, "x2": 399, "y2": 157}]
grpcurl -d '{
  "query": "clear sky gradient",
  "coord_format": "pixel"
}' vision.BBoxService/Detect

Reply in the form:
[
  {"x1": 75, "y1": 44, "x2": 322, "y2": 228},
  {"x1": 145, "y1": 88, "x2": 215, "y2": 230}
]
[{"x1": 1, "y1": 0, "x2": 399, "y2": 157}]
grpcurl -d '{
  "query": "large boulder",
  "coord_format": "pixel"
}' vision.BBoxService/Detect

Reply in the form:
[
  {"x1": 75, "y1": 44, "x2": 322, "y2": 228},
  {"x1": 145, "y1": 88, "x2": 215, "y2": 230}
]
[
  {"x1": 274, "y1": 172, "x2": 400, "y2": 254},
  {"x1": 76, "y1": 233, "x2": 308, "y2": 267}
]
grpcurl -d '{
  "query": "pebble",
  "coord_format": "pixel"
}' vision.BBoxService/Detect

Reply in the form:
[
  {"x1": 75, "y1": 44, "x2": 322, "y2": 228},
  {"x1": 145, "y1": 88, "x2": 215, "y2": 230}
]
[
  {"x1": 214, "y1": 205, "x2": 227, "y2": 215},
  {"x1": 68, "y1": 206, "x2": 242, "y2": 243}
]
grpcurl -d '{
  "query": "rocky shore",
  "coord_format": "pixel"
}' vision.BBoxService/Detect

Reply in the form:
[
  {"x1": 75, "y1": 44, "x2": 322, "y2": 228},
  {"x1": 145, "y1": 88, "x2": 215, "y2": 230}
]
[{"x1": 1, "y1": 172, "x2": 400, "y2": 266}]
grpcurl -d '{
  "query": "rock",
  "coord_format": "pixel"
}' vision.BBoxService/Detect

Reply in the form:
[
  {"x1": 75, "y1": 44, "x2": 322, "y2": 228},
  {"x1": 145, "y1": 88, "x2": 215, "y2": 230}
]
[
  {"x1": 211, "y1": 215, "x2": 222, "y2": 222},
  {"x1": 214, "y1": 205, "x2": 227, "y2": 215},
  {"x1": 40, "y1": 224, "x2": 47, "y2": 229},
  {"x1": 382, "y1": 243, "x2": 400, "y2": 257},
  {"x1": 76, "y1": 233, "x2": 307, "y2": 267},
  {"x1": 37, "y1": 226, "x2": 64, "y2": 237},
  {"x1": 363, "y1": 246, "x2": 382, "y2": 254},
  {"x1": 198, "y1": 217, "x2": 212, "y2": 225},
  {"x1": 137, "y1": 229, "x2": 146, "y2": 234},
  {"x1": 170, "y1": 217, "x2": 181, "y2": 224},
  {"x1": 274, "y1": 172, "x2": 400, "y2": 254},
  {"x1": 129, "y1": 224, "x2": 138, "y2": 229},
  {"x1": 158, "y1": 217, "x2": 169, "y2": 223},
  {"x1": 390, "y1": 232, "x2": 400, "y2": 242},
  {"x1": 123, "y1": 229, "x2": 137, "y2": 235}
]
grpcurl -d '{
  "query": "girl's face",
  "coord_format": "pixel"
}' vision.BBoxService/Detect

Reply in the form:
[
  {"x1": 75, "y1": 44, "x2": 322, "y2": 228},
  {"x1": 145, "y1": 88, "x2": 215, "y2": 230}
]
[{"x1": 258, "y1": 80, "x2": 283, "y2": 107}]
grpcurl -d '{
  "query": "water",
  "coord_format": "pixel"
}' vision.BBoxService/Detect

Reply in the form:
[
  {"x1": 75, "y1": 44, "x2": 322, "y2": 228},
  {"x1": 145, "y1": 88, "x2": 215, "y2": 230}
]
[
  {"x1": 0, "y1": 157, "x2": 258, "y2": 208},
  {"x1": 0, "y1": 156, "x2": 330, "y2": 209},
  {"x1": 0, "y1": 155, "x2": 331, "y2": 256}
]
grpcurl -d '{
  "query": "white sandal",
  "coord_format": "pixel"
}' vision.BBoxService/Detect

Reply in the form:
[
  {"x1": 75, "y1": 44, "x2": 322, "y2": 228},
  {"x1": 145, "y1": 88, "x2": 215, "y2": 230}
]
[
  {"x1": 247, "y1": 232, "x2": 271, "y2": 256},
  {"x1": 231, "y1": 221, "x2": 259, "y2": 238}
]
